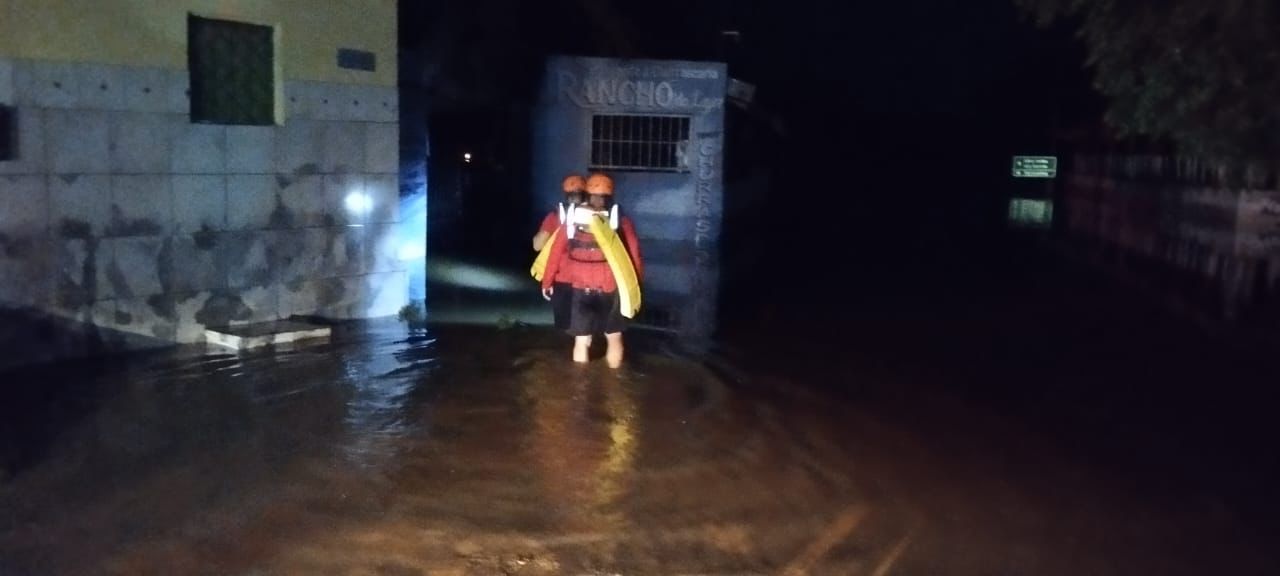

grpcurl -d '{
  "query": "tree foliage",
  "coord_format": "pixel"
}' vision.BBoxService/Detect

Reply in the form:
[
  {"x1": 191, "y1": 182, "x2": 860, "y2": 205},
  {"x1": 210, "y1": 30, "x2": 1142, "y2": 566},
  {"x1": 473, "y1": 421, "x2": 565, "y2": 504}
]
[{"x1": 1015, "y1": 0, "x2": 1280, "y2": 164}]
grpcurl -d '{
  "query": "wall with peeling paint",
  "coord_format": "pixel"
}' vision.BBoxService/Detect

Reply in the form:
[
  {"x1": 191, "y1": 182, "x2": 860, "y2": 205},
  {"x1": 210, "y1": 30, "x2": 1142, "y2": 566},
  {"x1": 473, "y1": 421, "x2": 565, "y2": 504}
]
[
  {"x1": 532, "y1": 56, "x2": 726, "y2": 344},
  {"x1": 0, "y1": 3, "x2": 411, "y2": 367}
]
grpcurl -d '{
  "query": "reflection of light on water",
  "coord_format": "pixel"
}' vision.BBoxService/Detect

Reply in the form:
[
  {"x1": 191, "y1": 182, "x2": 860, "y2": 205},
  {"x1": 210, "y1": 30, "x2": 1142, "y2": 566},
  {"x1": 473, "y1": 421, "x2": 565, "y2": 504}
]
[
  {"x1": 595, "y1": 382, "x2": 638, "y2": 509},
  {"x1": 342, "y1": 403, "x2": 410, "y2": 469},
  {"x1": 340, "y1": 341, "x2": 433, "y2": 468},
  {"x1": 525, "y1": 361, "x2": 639, "y2": 528}
]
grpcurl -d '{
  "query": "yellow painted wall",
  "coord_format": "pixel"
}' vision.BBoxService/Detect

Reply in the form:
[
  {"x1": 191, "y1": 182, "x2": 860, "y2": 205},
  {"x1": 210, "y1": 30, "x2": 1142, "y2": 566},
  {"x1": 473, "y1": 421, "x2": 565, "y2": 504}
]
[{"x1": 0, "y1": 0, "x2": 396, "y2": 86}]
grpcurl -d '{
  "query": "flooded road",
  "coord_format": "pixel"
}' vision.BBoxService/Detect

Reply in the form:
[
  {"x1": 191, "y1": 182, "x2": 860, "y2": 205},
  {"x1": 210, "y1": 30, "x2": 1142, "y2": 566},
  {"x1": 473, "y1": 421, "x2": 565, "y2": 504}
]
[{"x1": 1, "y1": 314, "x2": 1276, "y2": 575}]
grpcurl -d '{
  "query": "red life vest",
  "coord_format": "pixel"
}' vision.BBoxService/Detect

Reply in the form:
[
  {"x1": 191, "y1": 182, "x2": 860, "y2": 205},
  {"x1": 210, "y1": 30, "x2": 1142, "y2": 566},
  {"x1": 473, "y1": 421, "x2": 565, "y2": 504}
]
[{"x1": 567, "y1": 228, "x2": 608, "y2": 263}]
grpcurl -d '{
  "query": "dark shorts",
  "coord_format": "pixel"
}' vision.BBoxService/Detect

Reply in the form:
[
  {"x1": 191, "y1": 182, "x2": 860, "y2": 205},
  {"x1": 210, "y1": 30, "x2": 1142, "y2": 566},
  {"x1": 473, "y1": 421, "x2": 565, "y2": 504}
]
[
  {"x1": 566, "y1": 288, "x2": 627, "y2": 336},
  {"x1": 550, "y1": 281, "x2": 572, "y2": 330}
]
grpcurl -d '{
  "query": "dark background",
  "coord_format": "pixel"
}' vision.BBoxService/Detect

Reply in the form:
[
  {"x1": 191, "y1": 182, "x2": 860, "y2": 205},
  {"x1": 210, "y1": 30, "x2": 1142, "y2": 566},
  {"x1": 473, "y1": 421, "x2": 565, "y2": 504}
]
[{"x1": 399, "y1": 0, "x2": 1104, "y2": 326}]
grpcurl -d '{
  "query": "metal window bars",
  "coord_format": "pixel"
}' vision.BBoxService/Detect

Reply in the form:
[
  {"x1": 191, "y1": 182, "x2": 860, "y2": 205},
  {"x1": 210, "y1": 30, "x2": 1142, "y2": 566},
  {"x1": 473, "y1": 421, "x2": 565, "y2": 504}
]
[{"x1": 590, "y1": 114, "x2": 690, "y2": 172}]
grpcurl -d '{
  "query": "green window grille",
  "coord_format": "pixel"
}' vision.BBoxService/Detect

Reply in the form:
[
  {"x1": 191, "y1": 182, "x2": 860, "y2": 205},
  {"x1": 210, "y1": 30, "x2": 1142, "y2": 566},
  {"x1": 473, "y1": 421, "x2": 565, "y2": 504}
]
[{"x1": 188, "y1": 15, "x2": 275, "y2": 125}]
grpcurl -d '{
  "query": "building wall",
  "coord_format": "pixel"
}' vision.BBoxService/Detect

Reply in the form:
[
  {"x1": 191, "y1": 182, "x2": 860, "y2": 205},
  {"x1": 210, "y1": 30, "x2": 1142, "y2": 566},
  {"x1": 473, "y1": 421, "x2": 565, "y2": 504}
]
[
  {"x1": 0, "y1": 0, "x2": 396, "y2": 87},
  {"x1": 1060, "y1": 155, "x2": 1280, "y2": 324},
  {"x1": 532, "y1": 56, "x2": 726, "y2": 342},
  {"x1": 0, "y1": 1, "x2": 410, "y2": 359}
]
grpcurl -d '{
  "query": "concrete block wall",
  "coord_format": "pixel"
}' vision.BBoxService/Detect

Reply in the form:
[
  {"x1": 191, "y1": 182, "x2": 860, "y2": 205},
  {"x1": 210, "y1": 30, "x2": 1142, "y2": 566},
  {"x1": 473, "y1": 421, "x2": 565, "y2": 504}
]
[{"x1": 0, "y1": 57, "x2": 405, "y2": 350}]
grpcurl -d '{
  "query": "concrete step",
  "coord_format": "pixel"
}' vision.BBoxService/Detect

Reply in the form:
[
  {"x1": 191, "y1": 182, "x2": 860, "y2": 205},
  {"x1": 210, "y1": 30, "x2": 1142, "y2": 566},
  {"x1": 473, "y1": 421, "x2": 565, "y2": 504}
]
[{"x1": 204, "y1": 319, "x2": 331, "y2": 350}]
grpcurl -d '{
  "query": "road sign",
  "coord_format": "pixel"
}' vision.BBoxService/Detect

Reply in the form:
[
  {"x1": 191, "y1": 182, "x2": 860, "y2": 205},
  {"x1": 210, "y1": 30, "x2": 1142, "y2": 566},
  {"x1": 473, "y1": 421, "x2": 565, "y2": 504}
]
[
  {"x1": 1012, "y1": 156, "x2": 1058, "y2": 178},
  {"x1": 1008, "y1": 197, "x2": 1053, "y2": 227}
]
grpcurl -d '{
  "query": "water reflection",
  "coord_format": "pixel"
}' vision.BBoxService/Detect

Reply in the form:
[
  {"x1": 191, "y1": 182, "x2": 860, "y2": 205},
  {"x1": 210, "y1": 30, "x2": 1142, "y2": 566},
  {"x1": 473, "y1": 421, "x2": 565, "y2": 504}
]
[
  {"x1": 523, "y1": 361, "x2": 639, "y2": 532},
  {"x1": 339, "y1": 336, "x2": 438, "y2": 468},
  {"x1": 1, "y1": 316, "x2": 1272, "y2": 574},
  {"x1": 0, "y1": 321, "x2": 443, "y2": 574},
  {"x1": 0, "y1": 324, "x2": 967, "y2": 575}
]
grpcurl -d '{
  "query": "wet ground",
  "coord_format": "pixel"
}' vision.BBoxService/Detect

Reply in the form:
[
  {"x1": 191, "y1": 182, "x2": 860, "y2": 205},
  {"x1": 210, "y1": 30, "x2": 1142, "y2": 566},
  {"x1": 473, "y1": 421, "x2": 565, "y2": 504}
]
[{"x1": 3, "y1": 248, "x2": 1280, "y2": 575}]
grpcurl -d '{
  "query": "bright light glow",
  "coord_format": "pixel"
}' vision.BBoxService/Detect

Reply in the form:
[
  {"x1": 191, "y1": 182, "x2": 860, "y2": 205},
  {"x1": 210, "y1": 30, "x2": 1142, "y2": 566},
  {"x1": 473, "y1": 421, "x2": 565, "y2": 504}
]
[
  {"x1": 399, "y1": 193, "x2": 427, "y2": 301},
  {"x1": 427, "y1": 258, "x2": 526, "y2": 292},
  {"x1": 463, "y1": 152, "x2": 472, "y2": 163},
  {"x1": 397, "y1": 243, "x2": 426, "y2": 261},
  {"x1": 345, "y1": 191, "x2": 373, "y2": 215}
]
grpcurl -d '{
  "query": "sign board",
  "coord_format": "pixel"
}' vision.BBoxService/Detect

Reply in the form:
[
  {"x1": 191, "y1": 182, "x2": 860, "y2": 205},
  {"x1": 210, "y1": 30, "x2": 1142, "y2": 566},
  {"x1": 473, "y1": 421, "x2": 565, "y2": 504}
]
[
  {"x1": 337, "y1": 48, "x2": 377, "y2": 72},
  {"x1": 1008, "y1": 198, "x2": 1053, "y2": 228},
  {"x1": 1012, "y1": 156, "x2": 1057, "y2": 178},
  {"x1": 0, "y1": 106, "x2": 13, "y2": 160}
]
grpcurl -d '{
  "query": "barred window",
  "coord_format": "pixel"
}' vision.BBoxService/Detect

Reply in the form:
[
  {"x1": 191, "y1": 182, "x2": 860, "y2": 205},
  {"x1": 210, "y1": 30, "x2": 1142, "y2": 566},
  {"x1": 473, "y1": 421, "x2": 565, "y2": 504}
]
[
  {"x1": 188, "y1": 15, "x2": 276, "y2": 125},
  {"x1": 590, "y1": 114, "x2": 689, "y2": 172}
]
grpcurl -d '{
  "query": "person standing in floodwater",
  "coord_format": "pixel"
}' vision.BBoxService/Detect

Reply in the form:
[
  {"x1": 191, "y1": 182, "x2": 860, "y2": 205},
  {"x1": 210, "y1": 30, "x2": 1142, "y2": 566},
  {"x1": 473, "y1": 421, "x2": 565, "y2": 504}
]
[
  {"x1": 532, "y1": 174, "x2": 586, "y2": 331},
  {"x1": 540, "y1": 173, "x2": 643, "y2": 368}
]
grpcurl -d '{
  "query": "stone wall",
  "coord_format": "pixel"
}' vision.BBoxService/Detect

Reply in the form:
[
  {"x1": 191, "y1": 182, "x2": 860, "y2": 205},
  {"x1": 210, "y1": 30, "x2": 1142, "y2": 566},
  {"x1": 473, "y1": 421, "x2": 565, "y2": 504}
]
[{"x1": 0, "y1": 57, "x2": 406, "y2": 355}]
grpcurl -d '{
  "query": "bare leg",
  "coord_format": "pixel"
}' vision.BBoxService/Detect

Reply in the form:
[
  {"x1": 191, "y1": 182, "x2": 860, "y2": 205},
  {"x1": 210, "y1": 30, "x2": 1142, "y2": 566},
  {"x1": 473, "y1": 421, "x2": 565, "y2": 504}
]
[
  {"x1": 573, "y1": 335, "x2": 592, "y2": 363},
  {"x1": 605, "y1": 332, "x2": 624, "y2": 368}
]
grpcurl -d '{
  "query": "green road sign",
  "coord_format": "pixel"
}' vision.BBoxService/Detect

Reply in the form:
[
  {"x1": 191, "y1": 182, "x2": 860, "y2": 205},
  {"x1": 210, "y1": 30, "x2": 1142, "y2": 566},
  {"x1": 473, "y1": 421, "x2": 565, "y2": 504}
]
[
  {"x1": 1012, "y1": 156, "x2": 1058, "y2": 178},
  {"x1": 1008, "y1": 198, "x2": 1053, "y2": 227}
]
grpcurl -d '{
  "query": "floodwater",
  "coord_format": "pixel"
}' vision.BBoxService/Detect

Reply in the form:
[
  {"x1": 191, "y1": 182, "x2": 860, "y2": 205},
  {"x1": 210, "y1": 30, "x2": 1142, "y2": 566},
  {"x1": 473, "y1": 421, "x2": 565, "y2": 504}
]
[{"x1": 0, "y1": 315, "x2": 1276, "y2": 575}]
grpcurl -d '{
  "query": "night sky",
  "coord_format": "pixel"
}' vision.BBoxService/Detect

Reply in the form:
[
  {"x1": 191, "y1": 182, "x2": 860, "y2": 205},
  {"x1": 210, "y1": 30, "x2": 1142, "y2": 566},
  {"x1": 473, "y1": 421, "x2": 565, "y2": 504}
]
[{"x1": 400, "y1": 0, "x2": 1101, "y2": 153}]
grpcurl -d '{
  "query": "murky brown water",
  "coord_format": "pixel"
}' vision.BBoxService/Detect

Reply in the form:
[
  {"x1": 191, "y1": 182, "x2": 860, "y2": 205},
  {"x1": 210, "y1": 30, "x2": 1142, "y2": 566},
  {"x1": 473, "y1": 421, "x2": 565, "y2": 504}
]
[{"x1": 1, "y1": 320, "x2": 1274, "y2": 575}]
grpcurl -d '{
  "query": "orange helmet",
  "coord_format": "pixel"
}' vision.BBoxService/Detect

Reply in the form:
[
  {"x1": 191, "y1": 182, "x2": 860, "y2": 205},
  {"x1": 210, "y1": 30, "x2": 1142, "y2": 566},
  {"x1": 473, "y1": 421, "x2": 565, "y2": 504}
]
[
  {"x1": 585, "y1": 173, "x2": 614, "y2": 196},
  {"x1": 562, "y1": 174, "x2": 586, "y2": 193}
]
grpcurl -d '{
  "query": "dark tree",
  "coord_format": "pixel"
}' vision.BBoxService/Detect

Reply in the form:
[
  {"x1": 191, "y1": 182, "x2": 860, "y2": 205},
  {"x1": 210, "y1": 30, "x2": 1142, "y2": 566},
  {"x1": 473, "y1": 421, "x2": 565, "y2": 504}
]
[{"x1": 1016, "y1": 0, "x2": 1280, "y2": 164}]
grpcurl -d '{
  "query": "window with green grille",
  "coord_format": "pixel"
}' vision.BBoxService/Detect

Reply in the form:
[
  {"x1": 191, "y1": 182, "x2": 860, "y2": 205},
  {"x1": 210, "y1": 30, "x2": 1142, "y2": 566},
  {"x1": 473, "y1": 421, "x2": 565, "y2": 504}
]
[{"x1": 188, "y1": 15, "x2": 275, "y2": 125}]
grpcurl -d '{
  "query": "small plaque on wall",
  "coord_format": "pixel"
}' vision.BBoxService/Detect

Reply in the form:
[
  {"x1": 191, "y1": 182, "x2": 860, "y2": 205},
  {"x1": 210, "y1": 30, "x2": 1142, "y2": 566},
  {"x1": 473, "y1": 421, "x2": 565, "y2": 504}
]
[
  {"x1": 0, "y1": 106, "x2": 14, "y2": 161},
  {"x1": 338, "y1": 48, "x2": 377, "y2": 72}
]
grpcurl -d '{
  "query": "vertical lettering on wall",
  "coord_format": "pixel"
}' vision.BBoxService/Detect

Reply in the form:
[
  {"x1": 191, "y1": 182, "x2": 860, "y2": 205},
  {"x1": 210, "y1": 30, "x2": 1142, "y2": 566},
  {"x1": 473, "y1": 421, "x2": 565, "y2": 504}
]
[{"x1": 691, "y1": 132, "x2": 721, "y2": 339}]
